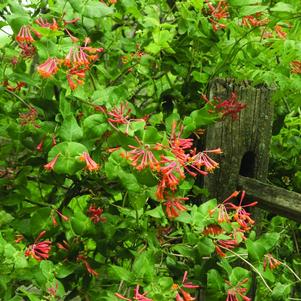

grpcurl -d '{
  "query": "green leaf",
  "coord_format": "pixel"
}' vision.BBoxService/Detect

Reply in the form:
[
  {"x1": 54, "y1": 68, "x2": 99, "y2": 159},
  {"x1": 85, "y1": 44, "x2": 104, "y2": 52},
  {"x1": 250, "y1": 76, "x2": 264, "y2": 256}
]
[
  {"x1": 228, "y1": 0, "x2": 262, "y2": 5},
  {"x1": 83, "y1": 114, "x2": 108, "y2": 139},
  {"x1": 229, "y1": 267, "x2": 250, "y2": 284},
  {"x1": 58, "y1": 115, "x2": 83, "y2": 141},
  {"x1": 171, "y1": 245, "x2": 194, "y2": 257},
  {"x1": 47, "y1": 142, "x2": 87, "y2": 174},
  {"x1": 246, "y1": 239, "x2": 266, "y2": 263},
  {"x1": 207, "y1": 269, "x2": 224, "y2": 291},
  {"x1": 83, "y1": 1, "x2": 114, "y2": 19},
  {"x1": 197, "y1": 237, "x2": 215, "y2": 257},
  {"x1": 6, "y1": 15, "x2": 30, "y2": 32},
  {"x1": 109, "y1": 265, "x2": 135, "y2": 282},
  {"x1": 257, "y1": 232, "x2": 280, "y2": 251},
  {"x1": 30, "y1": 208, "x2": 52, "y2": 234},
  {"x1": 132, "y1": 250, "x2": 155, "y2": 281},
  {"x1": 271, "y1": 282, "x2": 291, "y2": 300},
  {"x1": 0, "y1": 210, "x2": 14, "y2": 226},
  {"x1": 238, "y1": 5, "x2": 268, "y2": 17},
  {"x1": 192, "y1": 71, "x2": 209, "y2": 83},
  {"x1": 118, "y1": 170, "x2": 140, "y2": 192},
  {"x1": 270, "y1": 2, "x2": 294, "y2": 13},
  {"x1": 68, "y1": 0, "x2": 114, "y2": 19},
  {"x1": 145, "y1": 205, "x2": 165, "y2": 219},
  {"x1": 142, "y1": 126, "x2": 162, "y2": 144}
]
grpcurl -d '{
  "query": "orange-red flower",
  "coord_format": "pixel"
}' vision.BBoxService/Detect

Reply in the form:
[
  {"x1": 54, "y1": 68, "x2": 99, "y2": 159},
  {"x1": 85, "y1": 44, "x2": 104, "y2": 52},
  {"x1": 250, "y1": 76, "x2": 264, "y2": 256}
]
[
  {"x1": 203, "y1": 224, "x2": 224, "y2": 236},
  {"x1": 16, "y1": 25, "x2": 35, "y2": 43},
  {"x1": 126, "y1": 138, "x2": 160, "y2": 171},
  {"x1": 275, "y1": 25, "x2": 287, "y2": 39},
  {"x1": 291, "y1": 61, "x2": 301, "y2": 74},
  {"x1": 115, "y1": 285, "x2": 153, "y2": 301},
  {"x1": 206, "y1": 0, "x2": 229, "y2": 31},
  {"x1": 228, "y1": 191, "x2": 257, "y2": 230},
  {"x1": 87, "y1": 204, "x2": 106, "y2": 224},
  {"x1": 242, "y1": 15, "x2": 269, "y2": 27},
  {"x1": 37, "y1": 58, "x2": 59, "y2": 78},
  {"x1": 19, "y1": 106, "x2": 40, "y2": 128},
  {"x1": 79, "y1": 152, "x2": 99, "y2": 172},
  {"x1": 35, "y1": 17, "x2": 58, "y2": 30},
  {"x1": 263, "y1": 254, "x2": 281, "y2": 271},
  {"x1": 163, "y1": 195, "x2": 188, "y2": 219},
  {"x1": 174, "y1": 271, "x2": 199, "y2": 301},
  {"x1": 25, "y1": 231, "x2": 52, "y2": 261},
  {"x1": 77, "y1": 254, "x2": 99, "y2": 277},
  {"x1": 225, "y1": 278, "x2": 251, "y2": 301},
  {"x1": 44, "y1": 153, "x2": 60, "y2": 171}
]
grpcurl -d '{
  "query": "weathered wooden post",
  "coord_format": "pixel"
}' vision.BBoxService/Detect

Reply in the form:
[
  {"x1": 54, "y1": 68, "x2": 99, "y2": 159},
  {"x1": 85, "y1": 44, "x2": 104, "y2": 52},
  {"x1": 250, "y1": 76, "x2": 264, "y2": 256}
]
[{"x1": 204, "y1": 79, "x2": 274, "y2": 200}]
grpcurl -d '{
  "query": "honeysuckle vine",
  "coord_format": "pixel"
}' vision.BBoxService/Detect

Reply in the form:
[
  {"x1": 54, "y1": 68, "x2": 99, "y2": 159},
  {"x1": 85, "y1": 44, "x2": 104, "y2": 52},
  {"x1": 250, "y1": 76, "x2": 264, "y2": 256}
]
[{"x1": 0, "y1": 0, "x2": 301, "y2": 300}]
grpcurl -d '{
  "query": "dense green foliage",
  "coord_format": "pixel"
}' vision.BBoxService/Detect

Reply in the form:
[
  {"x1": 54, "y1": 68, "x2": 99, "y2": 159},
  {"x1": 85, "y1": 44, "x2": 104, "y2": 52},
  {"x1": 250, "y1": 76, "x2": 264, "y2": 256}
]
[{"x1": 0, "y1": 0, "x2": 301, "y2": 300}]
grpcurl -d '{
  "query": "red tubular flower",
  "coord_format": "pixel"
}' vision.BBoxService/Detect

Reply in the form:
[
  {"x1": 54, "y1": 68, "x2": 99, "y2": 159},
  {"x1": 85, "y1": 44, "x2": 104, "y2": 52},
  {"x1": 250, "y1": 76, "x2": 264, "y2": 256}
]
[
  {"x1": 225, "y1": 278, "x2": 251, "y2": 301},
  {"x1": 229, "y1": 191, "x2": 257, "y2": 230},
  {"x1": 107, "y1": 103, "x2": 132, "y2": 125},
  {"x1": 203, "y1": 224, "x2": 224, "y2": 236},
  {"x1": 169, "y1": 122, "x2": 193, "y2": 165},
  {"x1": 263, "y1": 254, "x2": 281, "y2": 271},
  {"x1": 44, "y1": 153, "x2": 60, "y2": 171},
  {"x1": 35, "y1": 18, "x2": 58, "y2": 30},
  {"x1": 37, "y1": 58, "x2": 59, "y2": 78},
  {"x1": 25, "y1": 231, "x2": 52, "y2": 261},
  {"x1": 209, "y1": 191, "x2": 240, "y2": 223},
  {"x1": 19, "y1": 106, "x2": 40, "y2": 128},
  {"x1": 57, "y1": 240, "x2": 69, "y2": 252},
  {"x1": 65, "y1": 28, "x2": 79, "y2": 43},
  {"x1": 16, "y1": 25, "x2": 35, "y2": 43},
  {"x1": 188, "y1": 148, "x2": 222, "y2": 174},
  {"x1": 79, "y1": 152, "x2": 99, "y2": 172},
  {"x1": 206, "y1": 0, "x2": 229, "y2": 31},
  {"x1": 63, "y1": 17, "x2": 80, "y2": 25},
  {"x1": 77, "y1": 254, "x2": 99, "y2": 277},
  {"x1": 87, "y1": 204, "x2": 106, "y2": 224},
  {"x1": 174, "y1": 271, "x2": 199, "y2": 301},
  {"x1": 275, "y1": 25, "x2": 287, "y2": 39},
  {"x1": 36, "y1": 138, "x2": 44, "y2": 152},
  {"x1": 291, "y1": 61, "x2": 301, "y2": 74},
  {"x1": 115, "y1": 285, "x2": 153, "y2": 301},
  {"x1": 163, "y1": 195, "x2": 188, "y2": 219},
  {"x1": 127, "y1": 137, "x2": 160, "y2": 171},
  {"x1": 15, "y1": 234, "x2": 24, "y2": 243},
  {"x1": 242, "y1": 15, "x2": 269, "y2": 27}
]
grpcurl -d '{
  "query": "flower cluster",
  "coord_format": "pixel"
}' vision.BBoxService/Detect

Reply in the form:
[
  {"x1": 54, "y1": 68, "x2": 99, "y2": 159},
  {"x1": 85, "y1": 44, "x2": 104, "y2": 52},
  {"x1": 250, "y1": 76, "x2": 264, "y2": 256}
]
[
  {"x1": 173, "y1": 271, "x2": 199, "y2": 301},
  {"x1": 109, "y1": 114, "x2": 221, "y2": 218},
  {"x1": 209, "y1": 191, "x2": 257, "y2": 257},
  {"x1": 202, "y1": 92, "x2": 247, "y2": 120},
  {"x1": 33, "y1": 25, "x2": 103, "y2": 90},
  {"x1": 115, "y1": 285, "x2": 152, "y2": 301},
  {"x1": 64, "y1": 42, "x2": 104, "y2": 90},
  {"x1": 242, "y1": 14, "x2": 269, "y2": 27},
  {"x1": 205, "y1": 0, "x2": 229, "y2": 31},
  {"x1": 87, "y1": 204, "x2": 106, "y2": 224},
  {"x1": 225, "y1": 278, "x2": 251, "y2": 301},
  {"x1": 19, "y1": 106, "x2": 40, "y2": 128},
  {"x1": 25, "y1": 231, "x2": 52, "y2": 261},
  {"x1": 263, "y1": 254, "x2": 281, "y2": 271},
  {"x1": 291, "y1": 61, "x2": 301, "y2": 74},
  {"x1": 15, "y1": 25, "x2": 36, "y2": 58},
  {"x1": 35, "y1": 17, "x2": 58, "y2": 30}
]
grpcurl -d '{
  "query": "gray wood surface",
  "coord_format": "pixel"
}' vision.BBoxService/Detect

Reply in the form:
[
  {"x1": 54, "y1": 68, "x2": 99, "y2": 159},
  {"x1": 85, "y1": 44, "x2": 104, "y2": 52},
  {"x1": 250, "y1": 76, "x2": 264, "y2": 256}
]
[{"x1": 238, "y1": 175, "x2": 301, "y2": 222}]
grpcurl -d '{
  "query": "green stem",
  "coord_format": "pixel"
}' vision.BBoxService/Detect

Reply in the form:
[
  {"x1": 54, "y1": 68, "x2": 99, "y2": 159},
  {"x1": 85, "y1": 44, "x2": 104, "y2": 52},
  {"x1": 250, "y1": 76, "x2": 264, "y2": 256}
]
[{"x1": 221, "y1": 247, "x2": 273, "y2": 293}]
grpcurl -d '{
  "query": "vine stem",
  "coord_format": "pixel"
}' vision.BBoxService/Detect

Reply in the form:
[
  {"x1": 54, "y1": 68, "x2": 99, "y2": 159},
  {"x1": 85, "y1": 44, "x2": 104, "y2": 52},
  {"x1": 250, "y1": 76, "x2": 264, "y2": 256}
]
[
  {"x1": 221, "y1": 246, "x2": 273, "y2": 293},
  {"x1": 5, "y1": 89, "x2": 32, "y2": 109},
  {"x1": 281, "y1": 262, "x2": 301, "y2": 282}
]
